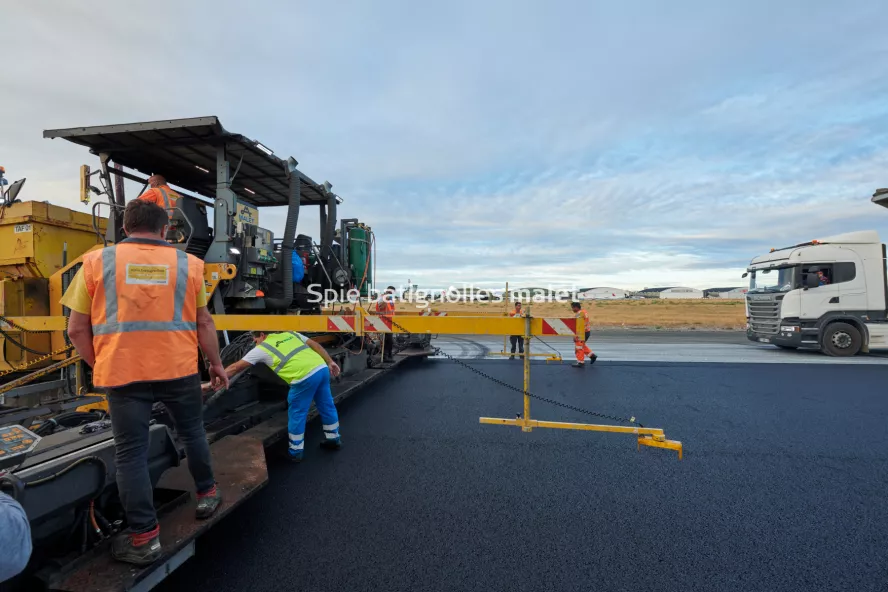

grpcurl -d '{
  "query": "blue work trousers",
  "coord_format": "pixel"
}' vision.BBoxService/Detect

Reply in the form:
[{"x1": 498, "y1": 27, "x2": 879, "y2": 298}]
[{"x1": 287, "y1": 366, "x2": 340, "y2": 457}]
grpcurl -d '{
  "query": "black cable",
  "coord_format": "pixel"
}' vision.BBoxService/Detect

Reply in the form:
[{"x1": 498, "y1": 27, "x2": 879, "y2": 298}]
[
  {"x1": 33, "y1": 411, "x2": 104, "y2": 436},
  {"x1": 0, "y1": 326, "x2": 52, "y2": 356},
  {"x1": 93, "y1": 505, "x2": 113, "y2": 535},
  {"x1": 386, "y1": 316, "x2": 641, "y2": 427},
  {"x1": 24, "y1": 455, "x2": 107, "y2": 493},
  {"x1": 0, "y1": 314, "x2": 56, "y2": 334}
]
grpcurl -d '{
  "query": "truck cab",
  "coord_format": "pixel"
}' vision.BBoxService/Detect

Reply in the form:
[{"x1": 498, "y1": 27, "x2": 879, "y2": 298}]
[{"x1": 745, "y1": 224, "x2": 888, "y2": 356}]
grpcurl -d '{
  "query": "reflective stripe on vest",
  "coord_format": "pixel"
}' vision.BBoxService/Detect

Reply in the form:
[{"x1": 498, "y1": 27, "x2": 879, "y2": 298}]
[
  {"x1": 91, "y1": 244, "x2": 194, "y2": 335},
  {"x1": 158, "y1": 187, "x2": 178, "y2": 210},
  {"x1": 257, "y1": 332, "x2": 322, "y2": 384}
]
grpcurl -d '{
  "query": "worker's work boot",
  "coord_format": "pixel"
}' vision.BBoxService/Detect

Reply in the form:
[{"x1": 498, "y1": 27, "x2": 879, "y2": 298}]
[
  {"x1": 509, "y1": 355, "x2": 515, "y2": 360},
  {"x1": 111, "y1": 525, "x2": 161, "y2": 566},
  {"x1": 195, "y1": 485, "x2": 222, "y2": 519},
  {"x1": 572, "y1": 362, "x2": 585, "y2": 368},
  {"x1": 588, "y1": 354, "x2": 598, "y2": 365},
  {"x1": 320, "y1": 437, "x2": 342, "y2": 451}
]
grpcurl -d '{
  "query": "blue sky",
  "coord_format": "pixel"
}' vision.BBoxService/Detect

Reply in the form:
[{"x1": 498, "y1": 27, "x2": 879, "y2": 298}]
[{"x1": 4, "y1": 0, "x2": 888, "y2": 290}]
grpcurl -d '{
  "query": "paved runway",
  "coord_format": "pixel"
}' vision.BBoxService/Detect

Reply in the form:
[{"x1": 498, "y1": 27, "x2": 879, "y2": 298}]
[
  {"x1": 160, "y1": 358, "x2": 888, "y2": 592},
  {"x1": 433, "y1": 331, "x2": 888, "y2": 364}
]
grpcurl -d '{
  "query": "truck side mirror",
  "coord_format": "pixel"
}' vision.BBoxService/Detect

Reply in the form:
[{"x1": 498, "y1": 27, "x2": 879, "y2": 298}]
[{"x1": 804, "y1": 274, "x2": 819, "y2": 289}]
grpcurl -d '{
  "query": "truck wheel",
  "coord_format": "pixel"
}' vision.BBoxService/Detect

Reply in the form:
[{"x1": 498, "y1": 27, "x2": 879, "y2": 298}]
[{"x1": 821, "y1": 323, "x2": 862, "y2": 357}]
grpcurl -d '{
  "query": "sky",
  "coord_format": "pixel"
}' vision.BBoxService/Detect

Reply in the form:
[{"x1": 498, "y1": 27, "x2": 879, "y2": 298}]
[{"x1": 3, "y1": 0, "x2": 888, "y2": 291}]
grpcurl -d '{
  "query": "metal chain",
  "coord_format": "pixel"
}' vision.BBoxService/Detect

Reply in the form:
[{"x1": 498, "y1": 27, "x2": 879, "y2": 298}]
[
  {"x1": 383, "y1": 315, "x2": 641, "y2": 427},
  {"x1": 0, "y1": 314, "x2": 62, "y2": 334},
  {"x1": 0, "y1": 344, "x2": 77, "y2": 382}
]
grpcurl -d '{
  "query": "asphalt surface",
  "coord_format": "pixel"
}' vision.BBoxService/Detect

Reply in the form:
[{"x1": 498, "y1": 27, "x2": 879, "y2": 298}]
[
  {"x1": 433, "y1": 331, "x2": 888, "y2": 364},
  {"x1": 159, "y1": 358, "x2": 888, "y2": 592}
]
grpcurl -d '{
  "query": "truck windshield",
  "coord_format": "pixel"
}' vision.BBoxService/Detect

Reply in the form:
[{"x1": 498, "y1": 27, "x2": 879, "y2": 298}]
[{"x1": 749, "y1": 267, "x2": 796, "y2": 293}]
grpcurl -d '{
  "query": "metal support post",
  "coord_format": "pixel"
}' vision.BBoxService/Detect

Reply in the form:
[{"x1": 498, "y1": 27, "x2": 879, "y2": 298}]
[
  {"x1": 75, "y1": 358, "x2": 84, "y2": 395},
  {"x1": 99, "y1": 153, "x2": 122, "y2": 244},
  {"x1": 522, "y1": 313, "x2": 531, "y2": 432},
  {"x1": 205, "y1": 146, "x2": 236, "y2": 263},
  {"x1": 503, "y1": 281, "x2": 509, "y2": 355}
]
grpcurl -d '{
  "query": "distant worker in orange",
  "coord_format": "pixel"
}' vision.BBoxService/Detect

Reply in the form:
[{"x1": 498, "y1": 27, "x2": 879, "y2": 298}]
[
  {"x1": 376, "y1": 286, "x2": 397, "y2": 363},
  {"x1": 138, "y1": 174, "x2": 180, "y2": 220},
  {"x1": 570, "y1": 301, "x2": 597, "y2": 368},
  {"x1": 62, "y1": 200, "x2": 228, "y2": 566},
  {"x1": 508, "y1": 301, "x2": 525, "y2": 360}
]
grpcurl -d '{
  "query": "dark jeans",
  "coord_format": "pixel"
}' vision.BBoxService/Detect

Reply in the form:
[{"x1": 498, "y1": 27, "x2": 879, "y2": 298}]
[
  {"x1": 510, "y1": 336, "x2": 525, "y2": 354},
  {"x1": 382, "y1": 334, "x2": 394, "y2": 359},
  {"x1": 107, "y1": 374, "x2": 215, "y2": 533}
]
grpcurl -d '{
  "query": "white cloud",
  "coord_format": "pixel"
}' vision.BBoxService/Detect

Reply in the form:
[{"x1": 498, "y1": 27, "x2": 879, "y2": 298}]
[{"x1": 2, "y1": 0, "x2": 888, "y2": 292}]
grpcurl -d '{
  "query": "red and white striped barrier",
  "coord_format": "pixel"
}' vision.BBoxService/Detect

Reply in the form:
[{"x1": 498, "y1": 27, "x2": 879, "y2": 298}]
[
  {"x1": 364, "y1": 315, "x2": 393, "y2": 332},
  {"x1": 420, "y1": 310, "x2": 448, "y2": 316},
  {"x1": 540, "y1": 318, "x2": 578, "y2": 336},
  {"x1": 326, "y1": 316, "x2": 356, "y2": 332}
]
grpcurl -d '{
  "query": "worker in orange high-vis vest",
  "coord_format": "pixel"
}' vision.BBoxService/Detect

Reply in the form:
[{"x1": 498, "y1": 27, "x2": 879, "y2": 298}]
[
  {"x1": 138, "y1": 174, "x2": 180, "y2": 220},
  {"x1": 570, "y1": 301, "x2": 597, "y2": 368},
  {"x1": 62, "y1": 200, "x2": 229, "y2": 567},
  {"x1": 375, "y1": 286, "x2": 397, "y2": 363}
]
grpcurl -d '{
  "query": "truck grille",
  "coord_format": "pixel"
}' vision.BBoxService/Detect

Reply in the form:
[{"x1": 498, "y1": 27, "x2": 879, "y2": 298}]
[{"x1": 748, "y1": 299, "x2": 780, "y2": 334}]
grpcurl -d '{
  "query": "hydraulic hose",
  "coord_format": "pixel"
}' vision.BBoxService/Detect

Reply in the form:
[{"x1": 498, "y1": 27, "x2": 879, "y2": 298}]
[
  {"x1": 33, "y1": 411, "x2": 105, "y2": 436},
  {"x1": 266, "y1": 163, "x2": 300, "y2": 310},
  {"x1": 323, "y1": 192, "x2": 337, "y2": 259}
]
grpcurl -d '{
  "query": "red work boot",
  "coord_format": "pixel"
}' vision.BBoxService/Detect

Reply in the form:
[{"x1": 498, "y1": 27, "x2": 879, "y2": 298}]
[
  {"x1": 196, "y1": 485, "x2": 222, "y2": 519},
  {"x1": 111, "y1": 525, "x2": 161, "y2": 566}
]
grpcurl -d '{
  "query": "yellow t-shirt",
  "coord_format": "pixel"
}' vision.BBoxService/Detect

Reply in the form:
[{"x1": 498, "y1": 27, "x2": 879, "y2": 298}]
[{"x1": 60, "y1": 267, "x2": 208, "y2": 315}]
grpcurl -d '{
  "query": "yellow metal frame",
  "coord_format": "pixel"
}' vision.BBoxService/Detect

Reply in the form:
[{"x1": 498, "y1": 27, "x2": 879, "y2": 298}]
[
  {"x1": 4, "y1": 310, "x2": 683, "y2": 458},
  {"x1": 479, "y1": 418, "x2": 683, "y2": 459},
  {"x1": 203, "y1": 263, "x2": 237, "y2": 298},
  {"x1": 479, "y1": 310, "x2": 683, "y2": 458}
]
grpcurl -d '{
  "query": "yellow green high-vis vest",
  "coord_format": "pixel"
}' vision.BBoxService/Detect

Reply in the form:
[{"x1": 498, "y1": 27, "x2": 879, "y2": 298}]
[{"x1": 258, "y1": 332, "x2": 326, "y2": 384}]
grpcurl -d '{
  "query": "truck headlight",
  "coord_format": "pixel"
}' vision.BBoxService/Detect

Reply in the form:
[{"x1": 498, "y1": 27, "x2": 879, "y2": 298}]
[{"x1": 780, "y1": 325, "x2": 800, "y2": 333}]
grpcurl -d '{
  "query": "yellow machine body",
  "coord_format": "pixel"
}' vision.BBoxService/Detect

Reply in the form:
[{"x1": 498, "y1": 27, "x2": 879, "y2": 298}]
[{"x1": 0, "y1": 201, "x2": 106, "y2": 371}]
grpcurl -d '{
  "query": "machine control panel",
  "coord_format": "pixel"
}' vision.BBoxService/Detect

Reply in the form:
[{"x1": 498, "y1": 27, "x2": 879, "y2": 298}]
[{"x1": 0, "y1": 425, "x2": 41, "y2": 471}]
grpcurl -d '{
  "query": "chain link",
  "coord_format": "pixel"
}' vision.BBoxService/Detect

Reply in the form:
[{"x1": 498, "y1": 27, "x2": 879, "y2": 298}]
[
  {"x1": 0, "y1": 314, "x2": 74, "y2": 382},
  {"x1": 0, "y1": 314, "x2": 64, "y2": 334},
  {"x1": 383, "y1": 315, "x2": 641, "y2": 427},
  {"x1": 0, "y1": 344, "x2": 77, "y2": 382}
]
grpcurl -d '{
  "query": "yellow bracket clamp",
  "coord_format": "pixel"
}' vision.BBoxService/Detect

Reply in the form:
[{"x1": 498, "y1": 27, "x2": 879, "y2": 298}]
[
  {"x1": 637, "y1": 434, "x2": 683, "y2": 460},
  {"x1": 479, "y1": 417, "x2": 683, "y2": 460}
]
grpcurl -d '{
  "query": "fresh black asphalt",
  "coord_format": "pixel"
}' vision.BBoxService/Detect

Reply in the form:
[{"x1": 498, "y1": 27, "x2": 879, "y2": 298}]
[{"x1": 160, "y1": 359, "x2": 888, "y2": 592}]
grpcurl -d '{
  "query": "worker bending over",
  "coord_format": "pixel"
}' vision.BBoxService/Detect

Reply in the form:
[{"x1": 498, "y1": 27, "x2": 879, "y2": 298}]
[
  {"x1": 376, "y1": 286, "x2": 397, "y2": 363},
  {"x1": 210, "y1": 331, "x2": 342, "y2": 462},
  {"x1": 63, "y1": 200, "x2": 228, "y2": 566},
  {"x1": 570, "y1": 301, "x2": 597, "y2": 368},
  {"x1": 137, "y1": 174, "x2": 180, "y2": 217},
  {"x1": 508, "y1": 301, "x2": 525, "y2": 360}
]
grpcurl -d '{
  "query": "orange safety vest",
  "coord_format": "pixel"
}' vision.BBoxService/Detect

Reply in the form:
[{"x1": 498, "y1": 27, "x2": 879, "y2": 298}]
[
  {"x1": 576, "y1": 309, "x2": 591, "y2": 332},
  {"x1": 510, "y1": 308, "x2": 522, "y2": 317},
  {"x1": 376, "y1": 296, "x2": 395, "y2": 315},
  {"x1": 81, "y1": 238, "x2": 203, "y2": 388},
  {"x1": 139, "y1": 185, "x2": 180, "y2": 218}
]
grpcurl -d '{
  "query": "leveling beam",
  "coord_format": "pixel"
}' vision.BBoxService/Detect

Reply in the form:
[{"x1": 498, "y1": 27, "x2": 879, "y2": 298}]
[{"x1": 478, "y1": 417, "x2": 683, "y2": 459}]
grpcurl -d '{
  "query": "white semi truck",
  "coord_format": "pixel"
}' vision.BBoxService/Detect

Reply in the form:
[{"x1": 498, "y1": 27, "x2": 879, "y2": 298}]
[{"x1": 744, "y1": 188, "x2": 888, "y2": 356}]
